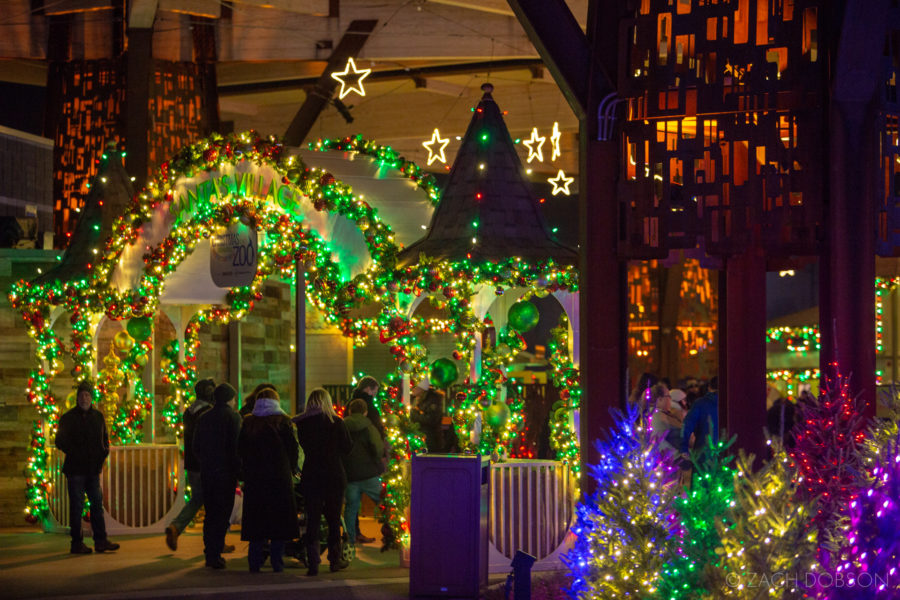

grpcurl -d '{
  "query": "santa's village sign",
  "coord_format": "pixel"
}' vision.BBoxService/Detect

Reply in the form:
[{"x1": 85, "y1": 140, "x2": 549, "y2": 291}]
[{"x1": 160, "y1": 162, "x2": 371, "y2": 287}]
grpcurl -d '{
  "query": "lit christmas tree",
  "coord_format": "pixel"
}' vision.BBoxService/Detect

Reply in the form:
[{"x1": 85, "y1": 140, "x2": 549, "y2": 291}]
[
  {"x1": 865, "y1": 385, "x2": 899, "y2": 467},
  {"x1": 656, "y1": 437, "x2": 735, "y2": 600},
  {"x1": 789, "y1": 369, "x2": 869, "y2": 560},
  {"x1": 710, "y1": 446, "x2": 817, "y2": 599},
  {"x1": 828, "y1": 431, "x2": 900, "y2": 599},
  {"x1": 563, "y1": 403, "x2": 681, "y2": 600}
]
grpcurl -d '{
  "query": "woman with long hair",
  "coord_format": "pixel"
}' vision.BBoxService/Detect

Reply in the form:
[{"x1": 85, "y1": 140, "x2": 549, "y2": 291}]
[{"x1": 293, "y1": 388, "x2": 351, "y2": 576}]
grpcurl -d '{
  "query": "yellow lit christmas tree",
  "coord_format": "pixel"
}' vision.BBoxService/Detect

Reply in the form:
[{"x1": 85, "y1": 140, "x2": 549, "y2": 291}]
[{"x1": 711, "y1": 447, "x2": 817, "y2": 599}]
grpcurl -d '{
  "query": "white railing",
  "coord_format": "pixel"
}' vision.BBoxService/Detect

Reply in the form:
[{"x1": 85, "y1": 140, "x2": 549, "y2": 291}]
[
  {"x1": 489, "y1": 459, "x2": 575, "y2": 564},
  {"x1": 47, "y1": 445, "x2": 184, "y2": 534}
]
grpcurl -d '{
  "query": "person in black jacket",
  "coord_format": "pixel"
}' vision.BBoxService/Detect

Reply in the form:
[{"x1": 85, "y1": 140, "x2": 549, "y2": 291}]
[
  {"x1": 341, "y1": 398, "x2": 384, "y2": 546},
  {"x1": 193, "y1": 383, "x2": 241, "y2": 569},
  {"x1": 54, "y1": 380, "x2": 120, "y2": 554},
  {"x1": 350, "y1": 376, "x2": 384, "y2": 440},
  {"x1": 165, "y1": 378, "x2": 216, "y2": 551},
  {"x1": 411, "y1": 384, "x2": 446, "y2": 453},
  {"x1": 294, "y1": 388, "x2": 352, "y2": 576},
  {"x1": 348, "y1": 376, "x2": 382, "y2": 543},
  {"x1": 238, "y1": 387, "x2": 300, "y2": 572}
]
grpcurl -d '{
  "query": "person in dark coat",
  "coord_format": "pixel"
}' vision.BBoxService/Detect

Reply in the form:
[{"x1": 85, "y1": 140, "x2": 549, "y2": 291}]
[
  {"x1": 193, "y1": 383, "x2": 241, "y2": 569},
  {"x1": 240, "y1": 382, "x2": 277, "y2": 418},
  {"x1": 766, "y1": 396, "x2": 799, "y2": 449},
  {"x1": 165, "y1": 377, "x2": 216, "y2": 552},
  {"x1": 410, "y1": 383, "x2": 445, "y2": 453},
  {"x1": 238, "y1": 387, "x2": 300, "y2": 572},
  {"x1": 293, "y1": 388, "x2": 352, "y2": 576},
  {"x1": 341, "y1": 398, "x2": 384, "y2": 546},
  {"x1": 350, "y1": 376, "x2": 384, "y2": 440},
  {"x1": 54, "y1": 380, "x2": 120, "y2": 554},
  {"x1": 681, "y1": 376, "x2": 720, "y2": 469}
]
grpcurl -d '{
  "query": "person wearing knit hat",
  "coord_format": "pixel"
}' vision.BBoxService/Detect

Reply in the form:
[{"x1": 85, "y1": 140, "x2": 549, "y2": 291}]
[
  {"x1": 669, "y1": 388, "x2": 688, "y2": 417},
  {"x1": 54, "y1": 380, "x2": 120, "y2": 555},
  {"x1": 193, "y1": 382, "x2": 242, "y2": 569},
  {"x1": 164, "y1": 377, "x2": 235, "y2": 554}
]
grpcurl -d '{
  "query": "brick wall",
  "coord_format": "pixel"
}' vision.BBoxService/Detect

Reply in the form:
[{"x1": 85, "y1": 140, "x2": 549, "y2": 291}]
[{"x1": 0, "y1": 250, "x2": 62, "y2": 527}]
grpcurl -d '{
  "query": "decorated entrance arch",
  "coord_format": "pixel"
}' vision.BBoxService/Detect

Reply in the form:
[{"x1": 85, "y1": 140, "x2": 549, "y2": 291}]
[
  {"x1": 10, "y1": 130, "x2": 421, "y2": 523},
  {"x1": 12, "y1": 125, "x2": 582, "y2": 548}
]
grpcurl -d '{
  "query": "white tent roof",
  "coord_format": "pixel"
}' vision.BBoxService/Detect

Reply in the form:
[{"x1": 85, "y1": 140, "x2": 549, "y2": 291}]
[{"x1": 109, "y1": 148, "x2": 437, "y2": 304}]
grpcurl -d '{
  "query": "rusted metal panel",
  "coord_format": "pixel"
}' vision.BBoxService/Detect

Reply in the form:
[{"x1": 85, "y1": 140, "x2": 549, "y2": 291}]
[{"x1": 619, "y1": 0, "x2": 826, "y2": 259}]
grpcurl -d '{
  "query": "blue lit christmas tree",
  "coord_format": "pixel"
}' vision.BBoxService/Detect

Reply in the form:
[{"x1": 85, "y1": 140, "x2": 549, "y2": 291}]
[{"x1": 563, "y1": 404, "x2": 681, "y2": 599}]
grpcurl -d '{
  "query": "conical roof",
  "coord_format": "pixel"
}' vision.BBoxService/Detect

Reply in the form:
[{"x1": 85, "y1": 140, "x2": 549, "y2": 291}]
[
  {"x1": 397, "y1": 83, "x2": 577, "y2": 267},
  {"x1": 35, "y1": 141, "x2": 134, "y2": 286}
]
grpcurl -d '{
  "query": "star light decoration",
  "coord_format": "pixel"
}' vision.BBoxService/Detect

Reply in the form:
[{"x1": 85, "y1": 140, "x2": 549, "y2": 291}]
[
  {"x1": 331, "y1": 57, "x2": 371, "y2": 100},
  {"x1": 548, "y1": 169, "x2": 574, "y2": 195},
  {"x1": 550, "y1": 121, "x2": 562, "y2": 160},
  {"x1": 522, "y1": 127, "x2": 546, "y2": 163},
  {"x1": 422, "y1": 128, "x2": 450, "y2": 166}
]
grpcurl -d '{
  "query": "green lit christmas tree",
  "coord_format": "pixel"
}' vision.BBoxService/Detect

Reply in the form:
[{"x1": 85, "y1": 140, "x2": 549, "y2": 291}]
[{"x1": 656, "y1": 437, "x2": 735, "y2": 600}]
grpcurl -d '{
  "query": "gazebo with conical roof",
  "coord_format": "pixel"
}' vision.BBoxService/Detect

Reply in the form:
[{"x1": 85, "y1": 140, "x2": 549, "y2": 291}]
[
  {"x1": 398, "y1": 83, "x2": 577, "y2": 268},
  {"x1": 386, "y1": 83, "x2": 581, "y2": 463}
]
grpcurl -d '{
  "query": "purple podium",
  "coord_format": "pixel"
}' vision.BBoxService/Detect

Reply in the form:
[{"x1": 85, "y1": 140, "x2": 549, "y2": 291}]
[{"x1": 410, "y1": 454, "x2": 490, "y2": 599}]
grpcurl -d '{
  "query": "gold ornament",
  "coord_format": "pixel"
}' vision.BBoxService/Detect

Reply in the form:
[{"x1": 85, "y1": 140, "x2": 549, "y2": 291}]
[{"x1": 114, "y1": 330, "x2": 135, "y2": 352}]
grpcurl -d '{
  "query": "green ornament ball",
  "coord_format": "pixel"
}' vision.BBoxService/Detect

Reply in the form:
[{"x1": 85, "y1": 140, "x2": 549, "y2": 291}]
[
  {"x1": 553, "y1": 407, "x2": 569, "y2": 423},
  {"x1": 507, "y1": 300, "x2": 539, "y2": 333},
  {"x1": 429, "y1": 357, "x2": 458, "y2": 388},
  {"x1": 485, "y1": 402, "x2": 510, "y2": 428},
  {"x1": 384, "y1": 413, "x2": 400, "y2": 428},
  {"x1": 126, "y1": 317, "x2": 153, "y2": 341}
]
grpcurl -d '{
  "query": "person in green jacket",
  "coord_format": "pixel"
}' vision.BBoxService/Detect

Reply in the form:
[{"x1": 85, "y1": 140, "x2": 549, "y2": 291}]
[{"x1": 340, "y1": 398, "x2": 384, "y2": 546}]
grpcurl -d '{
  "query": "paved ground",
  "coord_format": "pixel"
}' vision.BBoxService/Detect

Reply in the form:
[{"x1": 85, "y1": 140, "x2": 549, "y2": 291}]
[{"x1": 0, "y1": 517, "x2": 495, "y2": 600}]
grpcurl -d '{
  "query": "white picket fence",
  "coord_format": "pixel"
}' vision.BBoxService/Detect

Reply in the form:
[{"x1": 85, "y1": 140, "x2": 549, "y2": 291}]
[
  {"x1": 46, "y1": 445, "x2": 183, "y2": 534},
  {"x1": 46, "y1": 447, "x2": 577, "y2": 568},
  {"x1": 488, "y1": 459, "x2": 576, "y2": 571}
]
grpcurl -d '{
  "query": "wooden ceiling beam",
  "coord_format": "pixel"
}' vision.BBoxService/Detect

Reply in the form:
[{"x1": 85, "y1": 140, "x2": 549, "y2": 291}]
[
  {"x1": 220, "y1": 57, "x2": 542, "y2": 95},
  {"x1": 506, "y1": 0, "x2": 614, "y2": 119},
  {"x1": 283, "y1": 19, "x2": 378, "y2": 146}
]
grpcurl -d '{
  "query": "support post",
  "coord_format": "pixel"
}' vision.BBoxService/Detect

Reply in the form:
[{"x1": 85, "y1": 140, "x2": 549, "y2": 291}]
[
  {"x1": 295, "y1": 264, "x2": 307, "y2": 414},
  {"x1": 818, "y1": 0, "x2": 887, "y2": 416},
  {"x1": 228, "y1": 321, "x2": 242, "y2": 400},
  {"x1": 719, "y1": 248, "x2": 767, "y2": 461},
  {"x1": 124, "y1": 26, "x2": 153, "y2": 184}
]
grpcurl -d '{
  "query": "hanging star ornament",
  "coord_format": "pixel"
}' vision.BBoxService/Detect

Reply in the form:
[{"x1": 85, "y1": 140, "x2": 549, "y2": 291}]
[
  {"x1": 422, "y1": 129, "x2": 450, "y2": 165},
  {"x1": 548, "y1": 170, "x2": 574, "y2": 195},
  {"x1": 331, "y1": 57, "x2": 371, "y2": 100},
  {"x1": 550, "y1": 122, "x2": 562, "y2": 160},
  {"x1": 523, "y1": 127, "x2": 546, "y2": 163}
]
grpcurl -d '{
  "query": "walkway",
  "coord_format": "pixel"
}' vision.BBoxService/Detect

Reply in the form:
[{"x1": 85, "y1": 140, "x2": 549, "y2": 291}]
[{"x1": 0, "y1": 518, "x2": 421, "y2": 600}]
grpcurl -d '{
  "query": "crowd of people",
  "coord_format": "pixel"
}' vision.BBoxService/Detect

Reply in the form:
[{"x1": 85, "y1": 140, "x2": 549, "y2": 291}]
[
  {"x1": 630, "y1": 372, "x2": 804, "y2": 476},
  {"x1": 57, "y1": 367, "x2": 797, "y2": 569},
  {"x1": 56, "y1": 373, "x2": 456, "y2": 575},
  {"x1": 627, "y1": 373, "x2": 720, "y2": 473}
]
